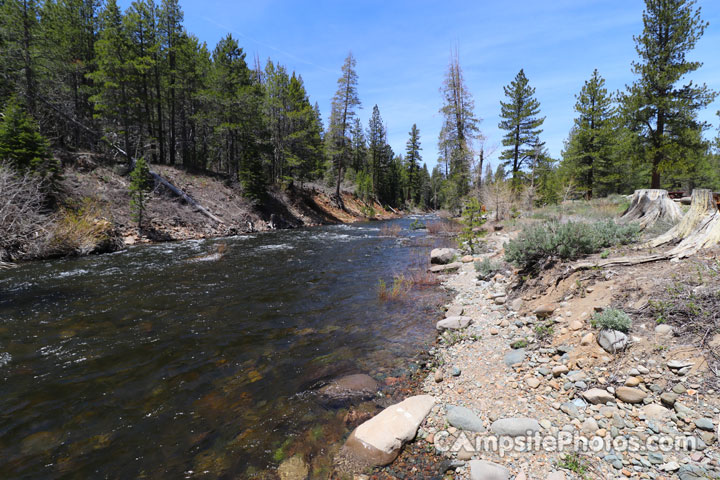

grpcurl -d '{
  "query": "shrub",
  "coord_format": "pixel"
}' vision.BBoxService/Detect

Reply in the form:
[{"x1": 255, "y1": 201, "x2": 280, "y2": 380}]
[
  {"x1": 591, "y1": 308, "x2": 632, "y2": 332},
  {"x1": 475, "y1": 258, "x2": 502, "y2": 281},
  {"x1": 534, "y1": 322, "x2": 555, "y2": 342},
  {"x1": 505, "y1": 220, "x2": 640, "y2": 272},
  {"x1": 409, "y1": 218, "x2": 426, "y2": 230}
]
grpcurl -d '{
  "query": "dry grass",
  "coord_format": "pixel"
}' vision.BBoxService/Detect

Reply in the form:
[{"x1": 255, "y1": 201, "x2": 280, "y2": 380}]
[
  {"x1": 405, "y1": 269, "x2": 441, "y2": 287},
  {"x1": 377, "y1": 275, "x2": 411, "y2": 301},
  {"x1": 379, "y1": 224, "x2": 402, "y2": 237},
  {"x1": 47, "y1": 197, "x2": 118, "y2": 256},
  {"x1": 426, "y1": 219, "x2": 462, "y2": 234}
]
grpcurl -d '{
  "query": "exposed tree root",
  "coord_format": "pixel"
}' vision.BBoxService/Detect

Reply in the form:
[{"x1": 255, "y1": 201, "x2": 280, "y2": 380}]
[{"x1": 618, "y1": 189, "x2": 683, "y2": 230}]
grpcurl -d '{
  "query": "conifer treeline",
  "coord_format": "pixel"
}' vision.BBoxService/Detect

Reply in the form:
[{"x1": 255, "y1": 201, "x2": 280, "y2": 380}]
[{"x1": 0, "y1": 0, "x2": 433, "y2": 208}]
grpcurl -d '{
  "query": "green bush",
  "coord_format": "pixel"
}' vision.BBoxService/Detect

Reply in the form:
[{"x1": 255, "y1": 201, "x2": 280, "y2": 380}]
[
  {"x1": 505, "y1": 220, "x2": 639, "y2": 272},
  {"x1": 591, "y1": 308, "x2": 632, "y2": 332},
  {"x1": 474, "y1": 258, "x2": 502, "y2": 281}
]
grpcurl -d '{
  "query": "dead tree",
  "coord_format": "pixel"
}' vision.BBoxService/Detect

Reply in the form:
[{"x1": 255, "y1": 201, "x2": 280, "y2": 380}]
[{"x1": 618, "y1": 189, "x2": 683, "y2": 230}]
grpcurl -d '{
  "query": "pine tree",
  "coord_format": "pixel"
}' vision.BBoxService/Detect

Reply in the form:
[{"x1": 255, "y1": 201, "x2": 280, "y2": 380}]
[
  {"x1": 405, "y1": 124, "x2": 422, "y2": 204},
  {"x1": 367, "y1": 104, "x2": 386, "y2": 199},
  {"x1": 622, "y1": 0, "x2": 716, "y2": 188},
  {"x1": 159, "y1": 0, "x2": 183, "y2": 165},
  {"x1": 0, "y1": 97, "x2": 56, "y2": 181},
  {"x1": 40, "y1": 0, "x2": 101, "y2": 146},
  {"x1": 438, "y1": 48, "x2": 480, "y2": 200},
  {"x1": 286, "y1": 73, "x2": 323, "y2": 185},
  {"x1": 561, "y1": 69, "x2": 615, "y2": 198},
  {"x1": 349, "y1": 117, "x2": 367, "y2": 173},
  {"x1": 89, "y1": 0, "x2": 134, "y2": 162},
  {"x1": 0, "y1": 0, "x2": 42, "y2": 113},
  {"x1": 263, "y1": 60, "x2": 291, "y2": 183},
  {"x1": 128, "y1": 156, "x2": 153, "y2": 229},
  {"x1": 498, "y1": 69, "x2": 545, "y2": 190},
  {"x1": 326, "y1": 52, "x2": 360, "y2": 202}
]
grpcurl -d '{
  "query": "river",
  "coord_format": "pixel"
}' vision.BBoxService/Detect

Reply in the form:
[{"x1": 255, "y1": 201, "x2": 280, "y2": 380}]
[{"x1": 0, "y1": 216, "x2": 452, "y2": 478}]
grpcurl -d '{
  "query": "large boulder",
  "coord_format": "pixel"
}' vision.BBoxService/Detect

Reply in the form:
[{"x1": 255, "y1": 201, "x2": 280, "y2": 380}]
[
  {"x1": 490, "y1": 418, "x2": 540, "y2": 437},
  {"x1": 341, "y1": 395, "x2": 435, "y2": 467},
  {"x1": 468, "y1": 460, "x2": 511, "y2": 480},
  {"x1": 436, "y1": 316, "x2": 472, "y2": 330},
  {"x1": 598, "y1": 329, "x2": 628, "y2": 353},
  {"x1": 430, "y1": 248, "x2": 457, "y2": 265},
  {"x1": 318, "y1": 374, "x2": 379, "y2": 406}
]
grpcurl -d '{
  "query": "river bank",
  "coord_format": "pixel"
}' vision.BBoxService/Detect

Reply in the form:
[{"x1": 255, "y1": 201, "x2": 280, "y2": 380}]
[
  {"x1": 2, "y1": 160, "x2": 401, "y2": 265},
  {"x1": 335, "y1": 227, "x2": 720, "y2": 480}
]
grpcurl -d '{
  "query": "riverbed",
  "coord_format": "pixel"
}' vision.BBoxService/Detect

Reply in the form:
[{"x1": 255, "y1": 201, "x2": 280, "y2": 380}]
[{"x1": 0, "y1": 216, "x2": 451, "y2": 478}]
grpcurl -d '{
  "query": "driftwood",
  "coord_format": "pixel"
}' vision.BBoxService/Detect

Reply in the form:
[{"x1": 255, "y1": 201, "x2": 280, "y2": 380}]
[{"x1": 618, "y1": 189, "x2": 683, "y2": 230}]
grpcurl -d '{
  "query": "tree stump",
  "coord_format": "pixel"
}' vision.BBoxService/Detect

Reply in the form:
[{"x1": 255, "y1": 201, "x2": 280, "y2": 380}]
[
  {"x1": 647, "y1": 189, "x2": 716, "y2": 249},
  {"x1": 665, "y1": 189, "x2": 720, "y2": 258},
  {"x1": 618, "y1": 189, "x2": 683, "y2": 230}
]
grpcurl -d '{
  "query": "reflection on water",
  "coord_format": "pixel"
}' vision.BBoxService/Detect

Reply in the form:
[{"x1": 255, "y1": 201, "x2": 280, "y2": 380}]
[{"x1": 0, "y1": 216, "x2": 450, "y2": 478}]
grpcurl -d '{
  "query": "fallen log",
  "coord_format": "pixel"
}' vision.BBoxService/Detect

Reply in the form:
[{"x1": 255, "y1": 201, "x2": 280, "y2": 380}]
[{"x1": 618, "y1": 189, "x2": 683, "y2": 230}]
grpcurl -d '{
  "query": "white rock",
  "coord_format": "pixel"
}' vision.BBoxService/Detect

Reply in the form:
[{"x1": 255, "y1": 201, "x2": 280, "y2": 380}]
[{"x1": 342, "y1": 395, "x2": 436, "y2": 466}]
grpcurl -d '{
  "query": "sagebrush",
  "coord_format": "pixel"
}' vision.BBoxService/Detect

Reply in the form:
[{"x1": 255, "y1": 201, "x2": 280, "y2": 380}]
[
  {"x1": 505, "y1": 220, "x2": 640, "y2": 272},
  {"x1": 591, "y1": 308, "x2": 632, "y2": 332}
]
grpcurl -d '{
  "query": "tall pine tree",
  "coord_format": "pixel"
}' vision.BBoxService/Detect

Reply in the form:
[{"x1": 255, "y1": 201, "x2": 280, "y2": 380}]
[
  {"x1": 622, "y1": 0, "x2": 716, "y2": 188},
  {"x1": 326, "y1": 52, "x2": 360, "y2": 202},
  {"x1": 561, "y1": 69, "x2": 615, "y2": 198}
]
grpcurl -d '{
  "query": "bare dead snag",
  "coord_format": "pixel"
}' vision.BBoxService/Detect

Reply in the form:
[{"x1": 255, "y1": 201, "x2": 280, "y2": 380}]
[{"x1": 618, "y1": 189, "x2": 683, "y2": 230}]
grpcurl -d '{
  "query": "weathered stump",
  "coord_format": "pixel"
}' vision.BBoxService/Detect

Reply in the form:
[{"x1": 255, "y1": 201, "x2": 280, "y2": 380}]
[{"x1": 618, "y1": 189, "x2": 683, "y2": 230}]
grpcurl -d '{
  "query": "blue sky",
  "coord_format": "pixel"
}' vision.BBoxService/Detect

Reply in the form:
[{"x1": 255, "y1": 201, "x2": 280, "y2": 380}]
[{"x1": 131, "y1": 0, "x2": 720, "y2": 170}]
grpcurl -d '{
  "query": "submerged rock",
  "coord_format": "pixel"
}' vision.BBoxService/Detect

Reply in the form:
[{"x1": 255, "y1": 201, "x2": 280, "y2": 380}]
[
  {"x1": 318, "y1": 374, "x2": 379, "y2": 406},
  {"x1": 341, "y1": 395, "x2": 435, "y2": 467},
  {"x1": 278, "y1": 455, "x2": 309, "y2": 480}
]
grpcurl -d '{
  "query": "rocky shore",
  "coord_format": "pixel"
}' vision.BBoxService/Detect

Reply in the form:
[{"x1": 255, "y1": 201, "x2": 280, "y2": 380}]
[{"x1": 333, "y1": 231, "x2": 720, "y2": 480}]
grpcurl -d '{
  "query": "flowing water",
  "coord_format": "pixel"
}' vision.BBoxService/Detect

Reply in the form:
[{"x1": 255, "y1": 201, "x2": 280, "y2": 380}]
[{"x1": 0, "y1": 216, "x2": 452, "y2": 479}]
